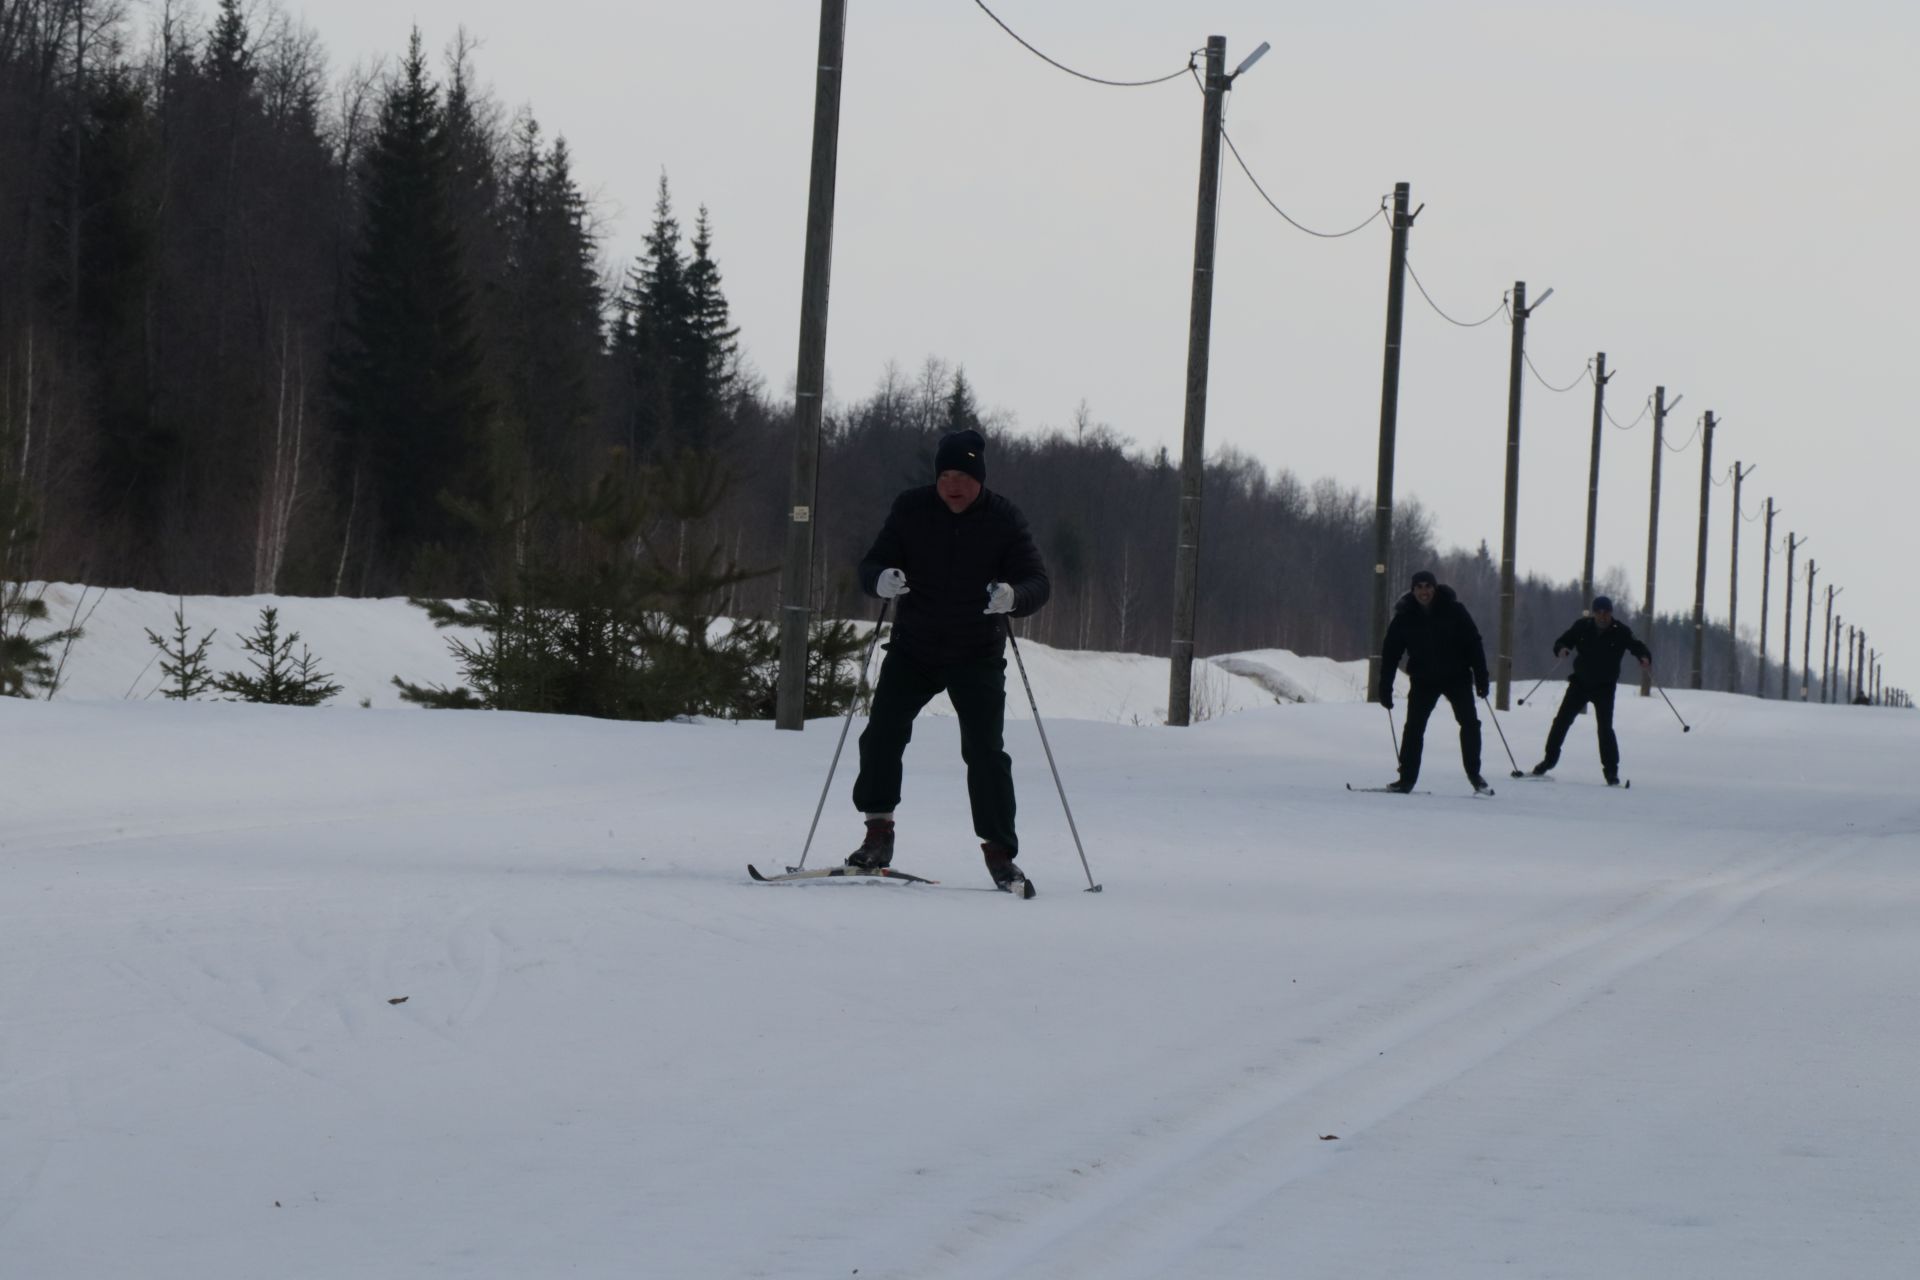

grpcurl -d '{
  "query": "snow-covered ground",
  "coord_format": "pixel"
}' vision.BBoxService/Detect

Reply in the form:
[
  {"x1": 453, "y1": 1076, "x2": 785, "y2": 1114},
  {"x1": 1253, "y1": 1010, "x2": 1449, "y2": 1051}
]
[{"x1": 3, "y1": 590, "x2": 1916, "y2": 1278}]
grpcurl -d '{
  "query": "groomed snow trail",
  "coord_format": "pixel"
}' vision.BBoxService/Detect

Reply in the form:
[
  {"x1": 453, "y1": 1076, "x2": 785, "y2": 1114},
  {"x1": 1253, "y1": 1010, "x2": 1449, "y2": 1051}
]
[{"x1": 2, "y1": 684, "x2": 1915, "y2": 1279}]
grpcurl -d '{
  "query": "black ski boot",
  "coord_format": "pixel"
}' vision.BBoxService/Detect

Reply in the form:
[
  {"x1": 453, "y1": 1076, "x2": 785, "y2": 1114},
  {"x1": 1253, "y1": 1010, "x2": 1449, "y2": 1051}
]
[
  {"x1": 1529, "y1": 760, "x2": 1553, "y2": 777},
  {"x1": 1384, "y1": 779, "x2": 1415, "y2": 794},
  {"x1": 1603, "y1": 768, "x2": 1621, "y2": 787},
  {"x1": 982, "y1": 843, "x2": 1035, "y2": 898},
  {"x1": 845, "y1": 818, "x2": 895, "y2": 870}
]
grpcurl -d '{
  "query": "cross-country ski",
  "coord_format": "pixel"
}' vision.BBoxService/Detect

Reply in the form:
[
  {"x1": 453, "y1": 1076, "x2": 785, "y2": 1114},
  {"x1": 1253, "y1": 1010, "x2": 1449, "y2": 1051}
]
[{"x1": 747, "y1": 863, "x2": 939, "y2": 885}]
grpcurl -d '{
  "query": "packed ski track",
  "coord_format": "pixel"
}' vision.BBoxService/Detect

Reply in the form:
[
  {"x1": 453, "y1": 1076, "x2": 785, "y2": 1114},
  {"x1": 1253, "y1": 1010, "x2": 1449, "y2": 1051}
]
[{"x1": 3, "y1": 604, "x2": 1917, "y2": 1278}]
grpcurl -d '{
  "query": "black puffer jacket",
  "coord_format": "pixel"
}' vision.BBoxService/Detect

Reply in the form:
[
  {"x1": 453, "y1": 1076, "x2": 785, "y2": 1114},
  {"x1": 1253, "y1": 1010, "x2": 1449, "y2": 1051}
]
[
  {"x1": 1554, "y1": 616, "x2": 1651, "y2": 686},
  {"x1": 1379, "y1": 585, "x2": 1490, "y2": 694},
  {"x1": 859, "y1": 486, "x2": 1050, "y2": 665}
]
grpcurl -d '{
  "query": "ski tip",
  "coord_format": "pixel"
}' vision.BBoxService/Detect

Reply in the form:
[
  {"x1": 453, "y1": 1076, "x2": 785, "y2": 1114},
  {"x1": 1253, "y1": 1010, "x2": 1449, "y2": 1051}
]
[{"x1": 747, "y1": 864, "x2": 769, "y2": 882}]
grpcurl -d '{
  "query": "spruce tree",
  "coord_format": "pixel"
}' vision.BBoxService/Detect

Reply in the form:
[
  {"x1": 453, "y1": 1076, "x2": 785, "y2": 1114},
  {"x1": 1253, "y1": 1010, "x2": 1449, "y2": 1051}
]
[
  {"x1": 615, "y1": 174, "x2": 692, "y2": 454},
  {"x1": 684, "y1": 205, "x2": 740, "y2": 440},
  {"x1": 496, "y1": 117, "x2": 601, "y2": 489},
  {"x1": 0, "y1": 454, "x2": 81, "y2": 698},
  {"x1": 396, "y1": 446, "x2": 808, "y2": 721},
  {"x1": 331, "y1": 29, "x2": 490, "y2": 591},
  {"x1": 944, "y1": 368, "x2": 981, "y2": 434},
  {"x1": 0, "y1": 589, "x2": 78, "y2": 699},
  {"x1": 50, "y1": 65, "x2": 170, "y2": 569},
  {"x1": 217, "y1": 606, "x2": 341, "y2": 705},
  {"x1": 143, "y1": 599, "x2": 218, "y2": 699},
  {"x1": 203, "y1": 0, "x2": 256, "y2": 92}
]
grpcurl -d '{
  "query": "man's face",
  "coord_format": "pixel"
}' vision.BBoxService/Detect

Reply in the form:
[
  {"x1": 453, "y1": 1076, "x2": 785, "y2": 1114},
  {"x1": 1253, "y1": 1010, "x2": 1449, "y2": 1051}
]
[
  {"x1": 1594, "y1": 607, "x2": 1613, "y2": 629},
  {"x1": 937, "y1": 470, "x2": 982, "y2": 513},
  {"x1": 1412, "y1": 581, "x2": 1436, "y2": 608}
]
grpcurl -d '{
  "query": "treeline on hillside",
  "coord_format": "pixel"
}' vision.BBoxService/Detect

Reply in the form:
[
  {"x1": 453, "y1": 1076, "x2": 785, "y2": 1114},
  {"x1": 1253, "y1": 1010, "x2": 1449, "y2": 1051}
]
[
  {"x1": 708, "y1": 363, "x2": 1755, "y2": 688},
  {"x1": 1, "y1": 2, "x2": 743, "y2": 600},
  {"x1": 0, "y1": 2, "x2": 1762, "y2": 710}
]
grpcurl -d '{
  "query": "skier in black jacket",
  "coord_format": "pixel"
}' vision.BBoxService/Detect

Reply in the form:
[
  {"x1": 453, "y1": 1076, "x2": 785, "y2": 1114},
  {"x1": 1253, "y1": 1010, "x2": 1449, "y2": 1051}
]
[
  {"x1": 1377, "y1": 570, "x2": 1491, "y2": 792},
  {"x1": 1528, "y1": 595, "x2": 1651, "y2": 784},
  {"x1": 845, "y1": 429, "x2": 1051, "y2": 892}
]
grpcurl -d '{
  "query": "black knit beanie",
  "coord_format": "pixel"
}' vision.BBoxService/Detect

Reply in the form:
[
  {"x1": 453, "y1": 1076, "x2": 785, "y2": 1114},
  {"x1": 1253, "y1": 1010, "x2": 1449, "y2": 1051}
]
[
  {"x1": 934, "y1": 429, "x2": 987, "y2": 484},
  {"x1": 1410, "y1": 570, "x2": 1438, "y2": 588}
]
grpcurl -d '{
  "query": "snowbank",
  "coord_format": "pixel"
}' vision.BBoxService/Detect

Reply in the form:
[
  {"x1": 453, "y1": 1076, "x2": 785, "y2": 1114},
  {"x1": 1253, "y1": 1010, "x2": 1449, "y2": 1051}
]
[{"x1": 17, "y1": 583, "x2": 1370, "y2": 721}]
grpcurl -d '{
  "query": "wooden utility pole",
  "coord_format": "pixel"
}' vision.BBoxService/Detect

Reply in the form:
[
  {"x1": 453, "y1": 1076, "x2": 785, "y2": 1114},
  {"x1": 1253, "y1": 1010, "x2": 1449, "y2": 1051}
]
[
  {"x1": 1826, "y1": 614, "x2": 1838, "y2": 702},
  {"x1": 1780, "y1": 533, "x2": 1802, "y2": 700},
  {"x1": 1726, "y1": 462, "x2": 1753, "y2": 692},
  {"x1": 1801, "y1": 560, "x2": 1816, "y2": 701},
  {"x1": 1496, "y1": 281, "x2": 1540, "y2": 710},
  {"x1": 1821, "y1": 590, "x2": 1839, "y2": 702},
  {"x1": 1581, "y1": 352, "x2": 1611, "y2": 605},
  {"x1": 1366, "y1": 181, "x2": 1414, "y2": 700},
  {"x1": 1756, "y1": 499, "x2": 1775, "y2": 697},
  {"x1": 1166, "y1": 35, "x2": 1228, "y2": 727},
  {"x1": 1640, "y1": 387, "x2": 1677, "y2": 697},
  {"x1": 1688, "y1": 413, "x2": 1716, "y2": 690},
  {"x1": 1858, "y1": 630, "x2": 1868, "y2": 702},
  {"x1": 775, "y1": 0, "x2": 850, "y2": 731},
  {"x1": 1847, "y1": 623, "x2": 1857, "y2": 701}
]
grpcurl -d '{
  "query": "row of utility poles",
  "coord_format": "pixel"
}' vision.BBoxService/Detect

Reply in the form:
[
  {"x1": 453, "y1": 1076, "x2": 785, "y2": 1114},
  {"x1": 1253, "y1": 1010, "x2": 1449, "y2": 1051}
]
[{"x1": 771, "y1": 14, "x2": 1898, "y2": 729}]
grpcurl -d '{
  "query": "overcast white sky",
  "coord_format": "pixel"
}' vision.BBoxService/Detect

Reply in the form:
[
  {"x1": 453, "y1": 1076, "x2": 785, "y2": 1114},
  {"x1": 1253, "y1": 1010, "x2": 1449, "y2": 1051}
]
[{"x1": 308, "y1": 1, "x2": 1916, "y2": 690}]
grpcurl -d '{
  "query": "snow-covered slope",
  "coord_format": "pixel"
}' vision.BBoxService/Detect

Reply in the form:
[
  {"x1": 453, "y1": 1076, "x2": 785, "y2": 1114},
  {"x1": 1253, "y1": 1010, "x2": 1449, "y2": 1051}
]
[
  {"x1": 18, "y1": 582, "x2": 1364, "y2": 719},
  {"x1": 3, "y1": 591, "x2": 1915, "y2": 1279}
]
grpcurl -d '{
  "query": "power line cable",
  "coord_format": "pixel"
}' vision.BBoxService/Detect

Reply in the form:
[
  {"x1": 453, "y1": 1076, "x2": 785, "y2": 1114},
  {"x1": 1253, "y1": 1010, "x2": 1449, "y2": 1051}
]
[
  {"x1": 1605, "y1": 396, "x2": 1652, "y2": 430},
  {"x1": 971, "y1": 0, "x2": 1195, "y2": 87},
  {"x1": 1523, "y1": 350, "x2": 1590, "y2": 394},
  {"x1": 1404, "y1": 258, "x2": 1505, "y2": 328},
  {"x1": 1218, "y1": 128, "x2": 1387, "y2": 238}
]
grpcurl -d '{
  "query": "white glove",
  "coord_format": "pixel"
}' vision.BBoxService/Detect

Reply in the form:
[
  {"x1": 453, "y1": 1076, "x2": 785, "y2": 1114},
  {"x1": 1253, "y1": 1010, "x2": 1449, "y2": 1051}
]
[
  {"x1": 983, "y1": 582, "x2": 1016, "y2": 615},
  {"x1": 876, "y1": 568, "x2": 910, "y2": 599}
]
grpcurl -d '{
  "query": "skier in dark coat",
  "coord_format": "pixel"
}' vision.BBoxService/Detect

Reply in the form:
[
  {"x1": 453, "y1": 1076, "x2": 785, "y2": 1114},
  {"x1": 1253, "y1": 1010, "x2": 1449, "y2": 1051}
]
[
  {"x1": 844, "y1": 429, "x2": 1051, "y2": 893},
  {"x1": 1376, "y1": 570, "x2": 1490, "y2": 792},
  {"x1": 1528, "y1": 595, "x2": 1651, "y2": 785}
]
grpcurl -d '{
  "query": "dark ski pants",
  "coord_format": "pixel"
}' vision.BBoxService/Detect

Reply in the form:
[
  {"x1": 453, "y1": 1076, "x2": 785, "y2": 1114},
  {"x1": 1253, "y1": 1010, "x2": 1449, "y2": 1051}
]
[
  {"x1": 852, "y1": 648, "x2": 1018, "y2": 853},
  {"x1": 1399, "y1": 680, "x2": 1482, "y2": 786},
  {"x1": 1543, "y1": 679, "x2": 1620, "y2": 773}
]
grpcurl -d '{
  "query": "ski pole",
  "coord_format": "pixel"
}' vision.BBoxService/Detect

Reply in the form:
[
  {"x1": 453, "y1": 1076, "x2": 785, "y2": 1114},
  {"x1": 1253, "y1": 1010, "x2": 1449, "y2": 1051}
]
[
  {"x1": 1004, "y1": 617, "x2": 1102, "y2": 893},
  {"x1": 1481, "y1": 691, "x2": 1523, "y2": 775},
  {"x1": 1383, "y1": 703, "x2": 1400, "y2": 760},
  {"x1": 793, "y1": 599, "x2": 892, "y2": 871},
  {"x1": 1517, "y1": 654, "x2": 1564, "y2": 706},
  {"x1": 1651, "y1": 677, "x2": 1692, "y2": 732}
]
